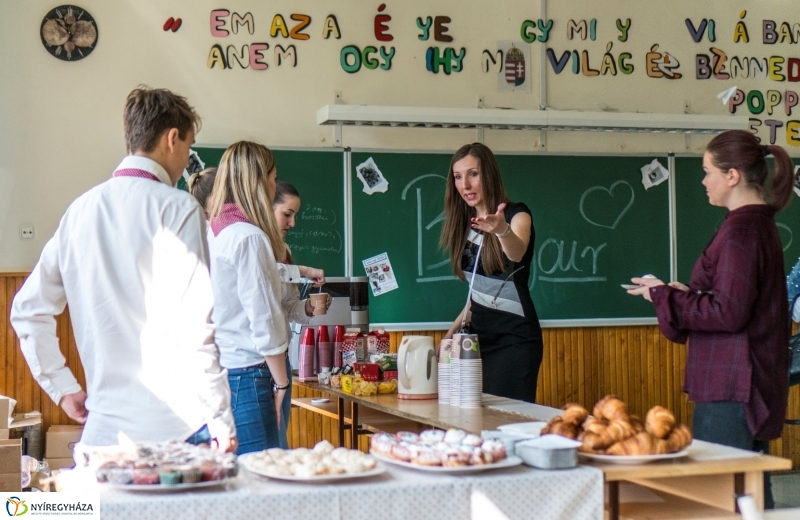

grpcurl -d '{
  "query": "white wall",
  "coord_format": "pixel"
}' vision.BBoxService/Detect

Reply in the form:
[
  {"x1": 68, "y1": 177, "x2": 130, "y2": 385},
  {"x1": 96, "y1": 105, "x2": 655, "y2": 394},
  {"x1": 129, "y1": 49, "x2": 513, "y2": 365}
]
[{"x1": 2, "y1": 0, "x2": 798, "y2": 269}]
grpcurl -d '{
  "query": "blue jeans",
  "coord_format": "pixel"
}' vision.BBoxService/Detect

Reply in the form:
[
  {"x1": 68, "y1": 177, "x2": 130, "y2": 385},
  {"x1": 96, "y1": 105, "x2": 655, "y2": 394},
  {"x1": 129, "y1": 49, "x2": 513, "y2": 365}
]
[
  {"x1": 228, "y1": 365, "x2": 280, "y2": 455},
  {"x1": 185, "y1": 425, "x2": 212, "y2": 445},
  {"x1": 279, "y1": 355, "x2": 292, "y2": 449}
]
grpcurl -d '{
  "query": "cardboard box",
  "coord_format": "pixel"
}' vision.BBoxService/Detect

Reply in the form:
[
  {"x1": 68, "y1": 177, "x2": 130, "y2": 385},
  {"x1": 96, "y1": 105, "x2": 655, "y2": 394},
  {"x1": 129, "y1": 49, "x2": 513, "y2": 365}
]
[
  {"x1": 0, "y1": 473, "x2": 21, "y2": 492},
  {"x1": 0, "y1": 439, "x2": 22, "y2": 474},
  {"x1": 10, "y1": 411, "x2": 42, "y2": 429},
  {"x1": 0, "y1": 397, "x2": 9, "y2": 428},
  {"x1": 0, "y1": 429, "x2": 8, "y2": 440},
  {"x1": 44, "y1": 457, "x2": 75, "y2": 470},
  {"x1": 45, "y1": 425, "x2": 83, "y2": 459}
]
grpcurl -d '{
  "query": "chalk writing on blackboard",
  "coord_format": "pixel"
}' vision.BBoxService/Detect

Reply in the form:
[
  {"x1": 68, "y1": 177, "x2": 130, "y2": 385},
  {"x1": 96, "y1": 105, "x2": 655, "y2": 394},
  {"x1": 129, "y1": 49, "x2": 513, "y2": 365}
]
[
  {"x1": 287, "y1": 206, "x2": 342, "y2": 256},
  {"x1": 300, "y1": 205, "x2": 336, "y2": 224},
  {"x1": 579, "y1": 180, "x2": 634, "y2": 230},
  {"x1": 533, "y1": 239, "x2": 608, "y2": 286},
  {"x1": 401, "y1": 173, "x2": 458, "y2": 283}
]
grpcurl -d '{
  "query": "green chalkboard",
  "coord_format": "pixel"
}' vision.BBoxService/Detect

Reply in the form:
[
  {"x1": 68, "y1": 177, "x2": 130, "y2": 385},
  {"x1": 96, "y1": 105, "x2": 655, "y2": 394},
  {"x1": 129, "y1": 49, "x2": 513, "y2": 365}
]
[
  {"x1": 351, "y1": 152, "x2": 671, "y2": 324},
  {"x1": 676, "y1": 156, "x2": 800, "y2": 281},
  {"x1": 195, "y1": 147, "x2": 346, "y2": 276}
]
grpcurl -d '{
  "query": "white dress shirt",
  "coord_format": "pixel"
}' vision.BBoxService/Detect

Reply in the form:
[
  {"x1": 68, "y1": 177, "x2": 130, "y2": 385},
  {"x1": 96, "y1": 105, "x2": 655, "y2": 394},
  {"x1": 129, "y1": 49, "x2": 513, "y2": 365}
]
[
  {"x1": 208, "y1": 223, "x2": 300, "y2": 369},
  {"x1": 11, "y1": 156, "x2": 236, "y2": 446}
]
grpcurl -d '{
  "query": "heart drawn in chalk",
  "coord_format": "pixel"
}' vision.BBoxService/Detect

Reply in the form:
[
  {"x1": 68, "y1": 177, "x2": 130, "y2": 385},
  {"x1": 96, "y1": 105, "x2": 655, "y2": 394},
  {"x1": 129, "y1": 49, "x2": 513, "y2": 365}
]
[{"x1": 579, "y1": 180, "x2": 635, "y2": 230}]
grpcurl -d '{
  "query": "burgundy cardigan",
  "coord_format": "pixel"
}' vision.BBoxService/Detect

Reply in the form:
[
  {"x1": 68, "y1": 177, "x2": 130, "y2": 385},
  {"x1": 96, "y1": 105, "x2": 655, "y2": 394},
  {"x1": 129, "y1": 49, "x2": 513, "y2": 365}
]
[{"x1": 650, "y1": 204, "x2": 789, "y2": 440}]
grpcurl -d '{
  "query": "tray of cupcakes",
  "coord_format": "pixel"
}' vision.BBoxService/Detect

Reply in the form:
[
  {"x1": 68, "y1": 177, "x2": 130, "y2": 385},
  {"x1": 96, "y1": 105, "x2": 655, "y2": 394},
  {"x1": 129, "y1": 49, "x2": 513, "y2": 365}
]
[
  {"x1": 369, "y1": 428, "x2": 521, "y2": 473},
  {"x1": 541, "y1": 396, "x2": 693, "y2": 465},
  {"x1": 81, "y1": 441, "x2": 238, "y2": 491}
]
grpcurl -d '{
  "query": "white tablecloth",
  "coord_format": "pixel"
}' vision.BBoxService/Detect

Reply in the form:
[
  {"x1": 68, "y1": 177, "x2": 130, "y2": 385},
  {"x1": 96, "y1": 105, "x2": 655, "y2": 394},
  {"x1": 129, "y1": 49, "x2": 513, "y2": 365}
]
[{"x1": 96, "y1": 463, "x2": 603, "y2": 520}]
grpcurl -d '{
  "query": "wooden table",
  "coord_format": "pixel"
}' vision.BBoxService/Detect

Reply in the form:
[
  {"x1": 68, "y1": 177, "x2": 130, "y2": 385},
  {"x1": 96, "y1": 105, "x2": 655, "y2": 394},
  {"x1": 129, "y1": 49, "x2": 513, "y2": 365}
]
[
  {"x1": 291, "y1": 397, "x2": 425, "y2": 442},
  {"x1": 294, "y1": 381, "x2": 536, "y2": 447},
  {"x1": 583, "y1": 440, "x2": 791, "y2": 518},
  {"x1": 296, "y1": 381, "x2": 792, "y2": 519}
]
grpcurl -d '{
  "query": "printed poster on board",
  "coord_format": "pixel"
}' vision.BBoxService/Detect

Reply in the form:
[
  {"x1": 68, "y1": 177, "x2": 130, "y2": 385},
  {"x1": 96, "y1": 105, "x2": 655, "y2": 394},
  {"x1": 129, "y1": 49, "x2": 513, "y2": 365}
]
[{"x1": 362, "y1": 252, "x2": 398, "y2": 296}]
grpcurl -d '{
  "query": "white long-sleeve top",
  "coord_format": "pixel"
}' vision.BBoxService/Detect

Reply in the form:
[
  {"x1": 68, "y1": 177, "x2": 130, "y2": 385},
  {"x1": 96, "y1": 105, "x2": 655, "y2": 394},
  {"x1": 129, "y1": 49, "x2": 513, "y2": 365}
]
[
  {"x1": 208, "y1": 223, "x2": 301, "y2": 368},
  {"x1": 281, "y1": 250, "x2": 311, "y2": 331},
  {"x1": 10, "y1": 156, "x2": 236, "y2": 447}
]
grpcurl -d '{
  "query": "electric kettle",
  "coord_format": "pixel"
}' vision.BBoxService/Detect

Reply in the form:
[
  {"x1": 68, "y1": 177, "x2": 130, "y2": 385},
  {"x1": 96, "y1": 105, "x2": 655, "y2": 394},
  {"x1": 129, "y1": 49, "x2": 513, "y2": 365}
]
[{"x1": 397, "y1": 335, "x2": 438, "y2": 400}]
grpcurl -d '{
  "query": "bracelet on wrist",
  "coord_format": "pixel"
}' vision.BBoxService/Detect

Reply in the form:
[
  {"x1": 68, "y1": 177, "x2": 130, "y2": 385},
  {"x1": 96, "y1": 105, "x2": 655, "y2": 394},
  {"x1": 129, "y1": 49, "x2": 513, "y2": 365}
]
[
  {"x1": 495, "y1": 225, "x2": 512, "y2": 239},
  {"x1": 273, "y1": 381, "x2": 290, "y2": 393}
]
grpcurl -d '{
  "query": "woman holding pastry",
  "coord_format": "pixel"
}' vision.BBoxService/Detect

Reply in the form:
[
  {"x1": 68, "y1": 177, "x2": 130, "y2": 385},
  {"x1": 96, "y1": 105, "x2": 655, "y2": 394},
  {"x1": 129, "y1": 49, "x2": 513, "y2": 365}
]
[
  {"x1": 628, "y1": 131, "x2": 793, "y2": 506},
  {"x1": 441, "y1": 143, "x2": 543, "y2": 403}
]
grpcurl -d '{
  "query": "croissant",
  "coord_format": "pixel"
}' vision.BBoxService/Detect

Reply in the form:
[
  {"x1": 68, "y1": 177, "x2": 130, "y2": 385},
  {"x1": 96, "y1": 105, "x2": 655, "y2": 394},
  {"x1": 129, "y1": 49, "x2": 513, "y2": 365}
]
[
  {"x1": 540, "y1": 416, "x2": 562, "y2": 435},
  {"x1": 645, "y1": 406, "x2": 676, "y2": 439},
  {"x1": 581, "y1": 419, "x2": 634, "y2": 450},
  {"x1": 541, "y1": 416, "x2": 578, "y2": 439},
  {"x1": 629, "y1": 414, "x2": 645, "y2": 434},
  {"x1": 583, "y1": 417, "x2": 608, "y2": 436},
  {"x1": 606, "y1": 431, "x2": 655, "y2": 456},
  {"x1": 562, "y1": 403, "x2": 589, "y2": 427},
  {"x1": 593, "y1": 395, "x2": 630, "y2": 423},
  {"x1": 652, "y1": 437, "x2": 671, "y2": 455},
  {"x1": 548, "y1": 420, "x2": 579, "y2": 440},
  {"x1": 578, "y1": 431, "x2": 604, "y2": 454},
  {"x1": 665, "y1": 424, "x2": 692, "y2": 452}
]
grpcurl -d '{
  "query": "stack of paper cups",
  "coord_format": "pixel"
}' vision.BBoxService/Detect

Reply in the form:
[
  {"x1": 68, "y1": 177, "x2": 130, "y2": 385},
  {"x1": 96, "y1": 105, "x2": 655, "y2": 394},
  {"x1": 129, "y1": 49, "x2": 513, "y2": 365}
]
[
  {"x1": 438, "y1": 339, "x2": 452, "y2": 404},
  {"x1": 299, "y1": 327, "x2": 316, "y2": 381},
  {"x1": 317, "y1": 325, "x2": 332, "y2": 372},
  {"x1": 450, "y1": 336, "x2": 461, "y2": 407},
  {"x1": 456, "y1": 333, "x2": 482, "y2": 408},
  {"x1": 333, "y1": 325, "x2": 345, "y2": 368}
]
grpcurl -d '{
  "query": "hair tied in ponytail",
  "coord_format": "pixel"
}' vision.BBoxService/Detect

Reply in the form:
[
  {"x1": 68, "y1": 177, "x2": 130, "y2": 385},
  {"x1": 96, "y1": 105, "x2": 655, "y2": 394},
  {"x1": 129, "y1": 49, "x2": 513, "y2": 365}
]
[{"x1": 761, "y1": 145, "x2": 771, "y2": 158}]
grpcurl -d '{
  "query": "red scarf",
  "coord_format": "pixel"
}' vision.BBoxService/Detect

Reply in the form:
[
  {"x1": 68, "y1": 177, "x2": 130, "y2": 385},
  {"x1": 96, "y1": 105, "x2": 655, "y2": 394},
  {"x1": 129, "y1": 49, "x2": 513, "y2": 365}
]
[
  {"x1": 210, "y1": 203, "x2": 251, "y2": 236},
  {"x1": 112, "y1": 168, "x2": 160, "y2": 182}
]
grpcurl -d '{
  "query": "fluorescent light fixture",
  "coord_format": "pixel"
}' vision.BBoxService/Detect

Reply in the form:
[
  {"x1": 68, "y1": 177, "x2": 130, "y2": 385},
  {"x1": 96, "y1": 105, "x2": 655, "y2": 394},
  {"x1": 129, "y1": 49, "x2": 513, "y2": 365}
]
[
  {"x1": 317, "y1": 105, "x2": 547, "y2": 130},
  {"x1": 317, "y1": 105, "x2": 747, "y2": 134}
]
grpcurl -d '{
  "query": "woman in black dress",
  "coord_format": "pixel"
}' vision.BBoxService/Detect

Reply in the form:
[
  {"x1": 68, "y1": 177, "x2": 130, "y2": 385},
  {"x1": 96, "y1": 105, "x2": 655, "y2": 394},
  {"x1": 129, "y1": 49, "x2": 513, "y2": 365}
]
[{"x1": 441, "y1": 143, "x2": 544, "y2": 403}]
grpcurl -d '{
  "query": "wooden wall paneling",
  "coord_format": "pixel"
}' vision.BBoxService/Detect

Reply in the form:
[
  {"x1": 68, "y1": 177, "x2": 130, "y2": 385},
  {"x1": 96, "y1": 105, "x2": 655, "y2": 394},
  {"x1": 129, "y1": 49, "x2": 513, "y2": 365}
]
[{"x1": 1, "y1": 276, "x2": 11, "y2": 397}]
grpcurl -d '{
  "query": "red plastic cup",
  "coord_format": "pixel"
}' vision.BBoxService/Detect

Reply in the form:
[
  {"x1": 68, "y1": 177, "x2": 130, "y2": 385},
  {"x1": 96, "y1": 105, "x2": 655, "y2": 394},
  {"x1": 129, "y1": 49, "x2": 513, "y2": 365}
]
[
  {"x1": 317, "y1": 325, "x2": 332, "y2": 372},
  {"x1": 333, "y1": 325, "x2": 345, "y2": 368},
  {"x1": 299, "y1": 327, "x2": 316, "y2": 380}
]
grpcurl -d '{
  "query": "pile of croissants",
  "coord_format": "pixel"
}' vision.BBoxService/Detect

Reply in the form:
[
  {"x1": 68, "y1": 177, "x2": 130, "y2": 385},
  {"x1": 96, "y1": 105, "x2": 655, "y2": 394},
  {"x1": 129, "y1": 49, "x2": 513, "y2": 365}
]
[{"x1": 540, "y1": 395, "x2": 693, "y2": 456}]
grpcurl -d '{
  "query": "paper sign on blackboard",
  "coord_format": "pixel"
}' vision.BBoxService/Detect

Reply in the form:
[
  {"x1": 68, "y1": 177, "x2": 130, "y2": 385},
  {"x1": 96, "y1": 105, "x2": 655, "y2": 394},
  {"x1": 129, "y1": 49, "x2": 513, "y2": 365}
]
[{"x1": 362, "y1": 252, "x2": 398, "y2": 296}]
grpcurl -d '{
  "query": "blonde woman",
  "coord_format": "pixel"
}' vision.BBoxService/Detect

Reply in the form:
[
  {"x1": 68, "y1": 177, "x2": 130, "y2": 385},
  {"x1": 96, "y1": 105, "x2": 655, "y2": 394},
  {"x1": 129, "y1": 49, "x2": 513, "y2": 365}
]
[{"x1": 206, "y1": 141, "x2": 324, "y2": 454}]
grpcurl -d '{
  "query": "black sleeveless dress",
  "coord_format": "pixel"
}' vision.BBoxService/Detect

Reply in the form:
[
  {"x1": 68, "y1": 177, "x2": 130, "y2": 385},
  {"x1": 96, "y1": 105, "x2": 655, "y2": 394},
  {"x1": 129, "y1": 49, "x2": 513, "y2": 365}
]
[{"x1": 461, "y1": 202, "x2": 544, "y2": 403}]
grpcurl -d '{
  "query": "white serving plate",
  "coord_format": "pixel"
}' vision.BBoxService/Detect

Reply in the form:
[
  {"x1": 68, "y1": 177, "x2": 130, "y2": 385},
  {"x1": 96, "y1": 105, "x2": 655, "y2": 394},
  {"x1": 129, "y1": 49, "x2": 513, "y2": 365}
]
[
  {"x1": 578, "y1": 447, "x2": 690, "y2": 465},
  {"x1": 497, "y1": 422, "x2": 547, "y2": 436},
  {"x1": 239, "y1": 454, "x2": 386, "y2": 483},
  {"x1": 370, "y1": 451, "x2": 522, "y2": 474},
  {"x1": 102, "y1": 478, "x2": 230, "y2": 492}
]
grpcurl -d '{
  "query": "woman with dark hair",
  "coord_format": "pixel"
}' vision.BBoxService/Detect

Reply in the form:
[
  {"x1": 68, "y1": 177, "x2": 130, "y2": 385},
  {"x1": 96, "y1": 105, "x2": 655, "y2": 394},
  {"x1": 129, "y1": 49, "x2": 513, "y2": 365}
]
[
  {"x1": 188, "y1": 167, "x2": 217, "y2": 218},
  {"x1": 628, "y1": 130, "x2": 793, "y2": 507},
  {"x1": 271, "y1": 180, "x2": 329, "y2": 449},
  {"x1": 441, "y1": 143, "x2": 543, "y2": 403}
]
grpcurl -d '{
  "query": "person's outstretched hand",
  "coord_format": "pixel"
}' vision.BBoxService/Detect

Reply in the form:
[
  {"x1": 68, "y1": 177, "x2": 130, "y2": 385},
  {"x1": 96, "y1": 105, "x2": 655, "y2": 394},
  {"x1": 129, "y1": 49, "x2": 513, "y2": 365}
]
[
  {"x1": 471, "y1": 203, "x2": 508, "y2": 235},
  {"x1": 59, "y1": 391, "x2": 88, "y2": 424}
]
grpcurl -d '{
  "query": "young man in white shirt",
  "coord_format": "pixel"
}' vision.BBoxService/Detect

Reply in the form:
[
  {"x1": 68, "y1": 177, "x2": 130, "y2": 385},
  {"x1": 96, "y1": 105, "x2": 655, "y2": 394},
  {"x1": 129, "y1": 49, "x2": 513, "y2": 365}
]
[{"x1": 11, "y1": 87, "x2": 237, "y2": 452}]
